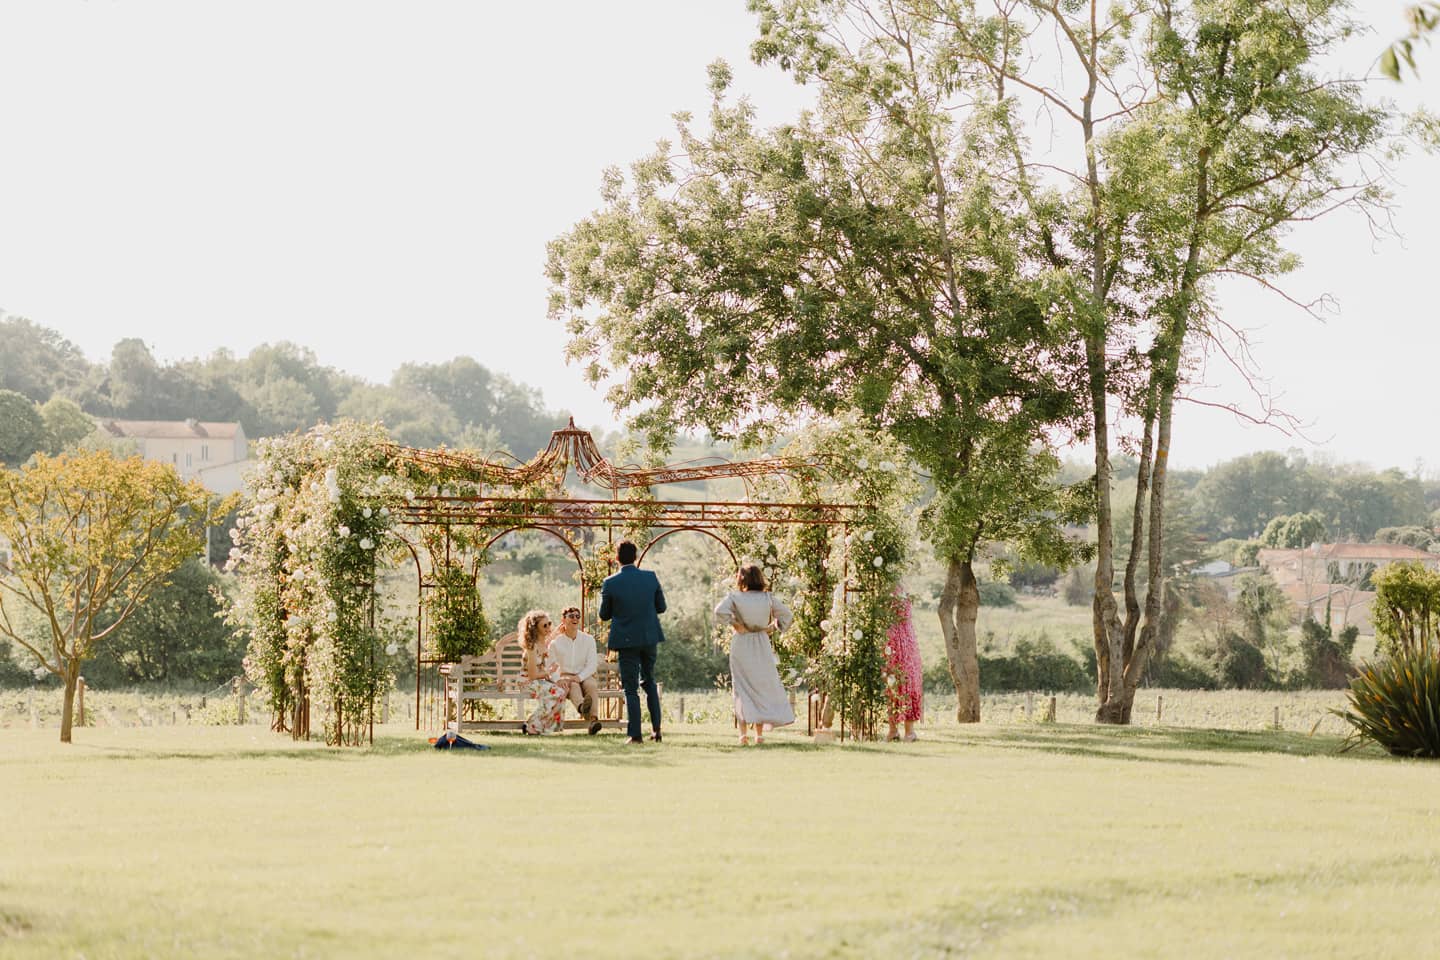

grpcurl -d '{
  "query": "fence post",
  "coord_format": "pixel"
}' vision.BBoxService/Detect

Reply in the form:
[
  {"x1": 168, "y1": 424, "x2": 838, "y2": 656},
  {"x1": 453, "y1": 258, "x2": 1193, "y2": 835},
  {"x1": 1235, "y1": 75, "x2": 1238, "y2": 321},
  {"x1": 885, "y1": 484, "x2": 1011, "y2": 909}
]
[
  {"x1": 233, "y1": 677, "x2": 245, "y2": 726},
  {"x1": 678, "y1": 694, "x2": 686, "y2": 725},
  {"x1": 1273, "y1": 705, "x2": 1281, "y2": 730},
  {"x1": 1025, "y1": 692, "x2": 1034, "y2": 720},
  {"x1": 1044, "y1": 695, "x2": 1056, "y2": 723},
  {"x1": 1156, "y1": 695, "x2": 1163, "y2": 724}
]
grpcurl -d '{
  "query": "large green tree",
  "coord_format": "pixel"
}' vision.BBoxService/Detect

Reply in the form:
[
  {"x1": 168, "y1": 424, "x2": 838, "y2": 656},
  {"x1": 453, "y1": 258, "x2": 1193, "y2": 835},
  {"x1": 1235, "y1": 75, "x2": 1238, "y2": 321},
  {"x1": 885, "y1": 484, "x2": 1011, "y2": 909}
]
[
  {"x1": 548, "y1": 17, "x2": 1088, "y2": 720},
  {"x1": 0, "y1": 390, "x2": 47, "y2": 466},
  {"x1": 0, "y1": 314, "x2": 96, "y2": 403},
  {"x1": 930, "y1": 0, "x2": 1390, "y2": 721}
]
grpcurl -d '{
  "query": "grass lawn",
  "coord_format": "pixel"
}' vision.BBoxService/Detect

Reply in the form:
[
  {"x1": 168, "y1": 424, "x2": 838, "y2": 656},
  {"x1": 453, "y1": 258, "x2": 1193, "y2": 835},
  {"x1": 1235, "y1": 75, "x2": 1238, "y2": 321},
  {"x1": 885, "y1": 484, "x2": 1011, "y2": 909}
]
[{"x1": 3, "y1": 720, "x2": 1438, "y2": 959}]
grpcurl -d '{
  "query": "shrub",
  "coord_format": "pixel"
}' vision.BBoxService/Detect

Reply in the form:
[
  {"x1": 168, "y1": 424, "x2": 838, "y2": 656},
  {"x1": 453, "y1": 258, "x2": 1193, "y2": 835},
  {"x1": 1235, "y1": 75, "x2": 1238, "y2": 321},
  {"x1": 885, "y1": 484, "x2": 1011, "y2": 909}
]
[
  {"x1": 1338, "y1": 644, "x2": 1440, "y2": 757},
  {"x1": 978, "y1": 581, "x2": 1018, "y2": 608},
  {"x1": 1144, "y1": 653, "x2": 1218, "y2": 690},
  {"x1": 1007, "y1": 560, "x2": 1061, "y2": 591},
  {"x1": 427, "y1": 564, "x2": 490, "y2": 661},
  {"x1": 923, "y1": 635, "x2": 1096, "y2": 693},
  {"x1": 1296, "y1": 616, "x2": 1357, "y2": 689},
  {"x1": 1062, "y1": 568, "x2": 1092, "y2": 606},
  {"x1": 1214, "y1": 631, "x2": 1270, "y2": 689}
]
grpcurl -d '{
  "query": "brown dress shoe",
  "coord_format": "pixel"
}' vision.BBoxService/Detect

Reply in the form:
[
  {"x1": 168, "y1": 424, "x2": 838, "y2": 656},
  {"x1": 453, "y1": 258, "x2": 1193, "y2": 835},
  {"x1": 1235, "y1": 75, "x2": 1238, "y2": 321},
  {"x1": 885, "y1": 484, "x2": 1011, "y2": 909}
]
[{"x1": 588, "y1": 720, "x2": 603, "y2": 735}]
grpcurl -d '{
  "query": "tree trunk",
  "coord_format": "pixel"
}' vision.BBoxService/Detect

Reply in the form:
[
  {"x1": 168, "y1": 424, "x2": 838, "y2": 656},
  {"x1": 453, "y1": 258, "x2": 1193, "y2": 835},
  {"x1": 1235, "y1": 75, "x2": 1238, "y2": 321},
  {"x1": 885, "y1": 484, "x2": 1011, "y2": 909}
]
[
  {"x1": 939, "y1": 556, "x2": 981, "y2": 723},
  {"x1": 1089, "y1": 333, "x2": 1126, "y2": 725},
  {"x1": 59, "y1": 657, "x2": 80, "y2": 744}
]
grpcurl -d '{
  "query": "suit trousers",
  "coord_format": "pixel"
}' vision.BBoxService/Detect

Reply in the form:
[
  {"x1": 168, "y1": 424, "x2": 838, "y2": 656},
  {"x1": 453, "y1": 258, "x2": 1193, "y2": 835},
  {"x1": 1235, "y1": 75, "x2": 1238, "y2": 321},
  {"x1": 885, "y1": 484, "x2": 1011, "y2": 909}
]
[{"x1": 617, "y1": 646, "x2": 661, "y2": 740}]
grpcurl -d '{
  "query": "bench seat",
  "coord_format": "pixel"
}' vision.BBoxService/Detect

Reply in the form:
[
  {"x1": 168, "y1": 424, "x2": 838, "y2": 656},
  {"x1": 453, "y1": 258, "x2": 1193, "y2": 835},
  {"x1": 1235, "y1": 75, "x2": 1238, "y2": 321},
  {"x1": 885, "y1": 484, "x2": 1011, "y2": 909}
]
[{"x1": 442, "y1": 632, "x2": 653, "y2": 733}]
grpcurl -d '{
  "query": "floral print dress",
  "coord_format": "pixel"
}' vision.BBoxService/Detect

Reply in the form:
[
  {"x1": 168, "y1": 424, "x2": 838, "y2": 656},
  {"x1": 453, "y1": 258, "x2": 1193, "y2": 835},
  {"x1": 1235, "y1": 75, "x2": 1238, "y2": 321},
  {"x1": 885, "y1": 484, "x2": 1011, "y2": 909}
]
[
  {"x1": 523, "y1": 647, "x2": 567, "y2": 735},
  {"x1": 884, "y1": 595, "x2": 923, "y2": 724}
]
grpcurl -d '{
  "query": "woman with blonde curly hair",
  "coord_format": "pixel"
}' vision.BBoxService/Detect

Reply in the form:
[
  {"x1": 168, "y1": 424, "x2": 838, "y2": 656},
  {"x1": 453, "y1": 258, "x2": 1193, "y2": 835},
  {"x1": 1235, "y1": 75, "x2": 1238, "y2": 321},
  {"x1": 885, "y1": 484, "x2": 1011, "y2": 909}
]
[{"x1": 518, "y1": 609, "x2": 567, "y2": 735}]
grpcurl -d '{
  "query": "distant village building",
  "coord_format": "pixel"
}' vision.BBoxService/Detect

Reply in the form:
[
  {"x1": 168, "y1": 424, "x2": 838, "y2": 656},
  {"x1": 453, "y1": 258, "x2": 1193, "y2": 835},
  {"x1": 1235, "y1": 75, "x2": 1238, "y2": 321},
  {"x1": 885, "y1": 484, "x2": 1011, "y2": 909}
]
[
  {"x1": 97, "y1": 419, "x2": 252, "y2": 495},
  {"x1": 1256, "y1": 542, "x2": 1440, "y2": 635}
]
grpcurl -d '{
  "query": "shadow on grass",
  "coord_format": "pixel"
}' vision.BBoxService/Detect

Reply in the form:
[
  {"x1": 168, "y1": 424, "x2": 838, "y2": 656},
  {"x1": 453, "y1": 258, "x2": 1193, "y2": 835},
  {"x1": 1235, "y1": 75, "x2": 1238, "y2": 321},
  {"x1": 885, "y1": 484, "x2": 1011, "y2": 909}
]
[
  {"x1": 23, "y1": 720, "x2": 1398, "y2": 768},
  {"x1": 960, "y1": 723, "x2": 1391, "y2": 764},
  {"x1": 806, "y1": 852, "x2": 1440, "y2": 959}
]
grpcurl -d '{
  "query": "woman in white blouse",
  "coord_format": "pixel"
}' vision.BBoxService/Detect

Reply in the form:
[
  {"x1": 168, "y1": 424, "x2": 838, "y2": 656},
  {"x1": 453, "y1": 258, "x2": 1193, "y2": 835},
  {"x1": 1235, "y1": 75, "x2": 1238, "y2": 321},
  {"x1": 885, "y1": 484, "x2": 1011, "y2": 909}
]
[{"x1": 714, "y1": 563, "x2": 795, "y2": 745}]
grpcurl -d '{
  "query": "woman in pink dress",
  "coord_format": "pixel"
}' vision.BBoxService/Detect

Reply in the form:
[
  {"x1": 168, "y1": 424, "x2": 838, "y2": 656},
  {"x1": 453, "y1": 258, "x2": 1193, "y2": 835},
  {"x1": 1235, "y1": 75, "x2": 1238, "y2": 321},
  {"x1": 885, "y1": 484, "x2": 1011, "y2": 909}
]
[{"x1": 885, "y1": 591, "x2": 923, "y2": 741}]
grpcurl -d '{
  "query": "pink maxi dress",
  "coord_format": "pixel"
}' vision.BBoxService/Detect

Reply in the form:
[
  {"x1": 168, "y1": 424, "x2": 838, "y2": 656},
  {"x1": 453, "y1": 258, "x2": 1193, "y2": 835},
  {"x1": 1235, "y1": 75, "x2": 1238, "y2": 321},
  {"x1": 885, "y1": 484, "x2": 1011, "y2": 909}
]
[{"x1": 885, "y1": 595, "x2": 923, "y2": 724}]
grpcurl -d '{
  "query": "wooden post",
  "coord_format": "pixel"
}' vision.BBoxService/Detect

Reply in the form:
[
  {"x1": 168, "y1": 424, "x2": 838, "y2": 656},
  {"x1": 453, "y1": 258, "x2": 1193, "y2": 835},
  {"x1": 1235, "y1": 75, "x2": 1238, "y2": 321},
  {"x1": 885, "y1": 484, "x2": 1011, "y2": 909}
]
[
  {"x1": 1156, "y1": 695, "x2": 1163, "y2": 724},
  {"x1": 678, "y1": 695, "x2": 686, "y2": 725},
  {"x1": 77, "y1": 677, "x2": 86, "y2": 727},
  {"x1": 1273, "y1": 705, "x2": 1281, "y2": 730},
  {"x1": 1025, "y1": 692, "x2": 1034, "y2": 720},
  {"x1": 1044, "y1": 695, "x2": 1056, "y2": 723},
  {"x1": 233, "y1": 677, "x2": 245, "y2": 726}
]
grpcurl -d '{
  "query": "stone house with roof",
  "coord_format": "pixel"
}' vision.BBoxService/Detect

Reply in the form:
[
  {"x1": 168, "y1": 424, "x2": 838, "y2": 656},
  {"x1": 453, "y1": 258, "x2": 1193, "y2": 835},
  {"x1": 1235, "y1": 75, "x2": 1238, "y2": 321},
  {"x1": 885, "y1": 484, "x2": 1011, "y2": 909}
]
[
  {"x1": 1257, "y1": 542, "x2": 1440, "y2": 635},
  {"x1": 97, "y1": 419, "x2": 252, "y2": 495}
]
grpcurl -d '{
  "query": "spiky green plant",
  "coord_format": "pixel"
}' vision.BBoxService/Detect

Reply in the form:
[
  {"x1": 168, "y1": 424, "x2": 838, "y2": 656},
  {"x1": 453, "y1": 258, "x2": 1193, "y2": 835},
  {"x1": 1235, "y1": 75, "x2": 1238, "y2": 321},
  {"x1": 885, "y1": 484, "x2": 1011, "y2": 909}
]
[{"x1": 1337, "y1": 643, "x2": 1440, "y2": 757}]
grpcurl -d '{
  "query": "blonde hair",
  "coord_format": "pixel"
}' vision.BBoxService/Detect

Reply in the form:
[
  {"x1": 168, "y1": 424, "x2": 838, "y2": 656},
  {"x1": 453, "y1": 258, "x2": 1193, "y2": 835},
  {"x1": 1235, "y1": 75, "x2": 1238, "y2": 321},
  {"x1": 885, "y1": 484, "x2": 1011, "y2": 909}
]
[{"x1": 519, "y1": 609, "x2": 551, "y2": 649}]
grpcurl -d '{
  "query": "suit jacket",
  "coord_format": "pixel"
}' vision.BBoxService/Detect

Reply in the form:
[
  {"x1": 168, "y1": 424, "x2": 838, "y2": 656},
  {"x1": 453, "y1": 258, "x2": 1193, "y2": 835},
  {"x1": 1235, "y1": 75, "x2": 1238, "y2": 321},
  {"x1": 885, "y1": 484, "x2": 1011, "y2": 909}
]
[{"x1": 598, "y1": 564, "x2": 667, "y2": 650}]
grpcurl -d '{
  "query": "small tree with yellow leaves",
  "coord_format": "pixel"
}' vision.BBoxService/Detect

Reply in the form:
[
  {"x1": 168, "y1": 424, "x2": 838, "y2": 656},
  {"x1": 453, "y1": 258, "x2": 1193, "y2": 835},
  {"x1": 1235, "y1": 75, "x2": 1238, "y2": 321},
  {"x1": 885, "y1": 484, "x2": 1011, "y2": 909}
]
[{"x1": 0, "y1": 449, "x2": 225, "y2": 742}]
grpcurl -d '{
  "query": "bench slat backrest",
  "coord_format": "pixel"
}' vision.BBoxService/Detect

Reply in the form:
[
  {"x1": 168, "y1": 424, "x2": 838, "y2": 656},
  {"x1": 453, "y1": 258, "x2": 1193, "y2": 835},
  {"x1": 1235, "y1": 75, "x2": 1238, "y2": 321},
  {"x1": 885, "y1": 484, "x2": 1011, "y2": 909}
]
[
  {"x1": 453, "y1": 631, "x2": 622, "y2": 693},
  {"x1": 455, "y1": 633, "x2": 524, "y2": 692}
]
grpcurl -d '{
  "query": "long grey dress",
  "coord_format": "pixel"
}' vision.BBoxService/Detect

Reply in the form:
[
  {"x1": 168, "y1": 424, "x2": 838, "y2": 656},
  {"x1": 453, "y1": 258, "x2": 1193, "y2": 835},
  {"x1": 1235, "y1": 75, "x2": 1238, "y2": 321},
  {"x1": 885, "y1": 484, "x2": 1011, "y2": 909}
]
[{"x1": 714, "y1": 590, "x2": 795, "y2": 727}]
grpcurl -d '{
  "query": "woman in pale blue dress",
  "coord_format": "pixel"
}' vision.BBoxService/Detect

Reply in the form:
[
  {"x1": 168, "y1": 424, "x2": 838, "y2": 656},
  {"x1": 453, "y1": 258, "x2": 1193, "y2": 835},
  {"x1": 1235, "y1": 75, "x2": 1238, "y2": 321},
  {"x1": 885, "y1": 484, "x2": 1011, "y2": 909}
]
[{"x1": 714, "y1": 563, "x2": 794, "y2": 745}]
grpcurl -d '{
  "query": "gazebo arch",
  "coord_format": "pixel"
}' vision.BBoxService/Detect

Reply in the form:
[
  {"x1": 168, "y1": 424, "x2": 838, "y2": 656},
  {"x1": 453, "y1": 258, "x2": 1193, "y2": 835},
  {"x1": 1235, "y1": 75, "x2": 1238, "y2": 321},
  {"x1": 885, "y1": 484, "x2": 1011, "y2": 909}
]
[{"x1": 637, "y1": 526, "x2": 737, "y2": 569}]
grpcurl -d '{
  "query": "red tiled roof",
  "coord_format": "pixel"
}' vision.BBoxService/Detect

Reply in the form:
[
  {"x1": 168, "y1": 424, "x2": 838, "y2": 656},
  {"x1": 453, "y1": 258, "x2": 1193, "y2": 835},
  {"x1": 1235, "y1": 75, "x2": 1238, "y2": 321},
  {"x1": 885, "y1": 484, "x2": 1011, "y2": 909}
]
[{"x1": 1323, "y1": 542, "x2": 1435, "y2": 562}]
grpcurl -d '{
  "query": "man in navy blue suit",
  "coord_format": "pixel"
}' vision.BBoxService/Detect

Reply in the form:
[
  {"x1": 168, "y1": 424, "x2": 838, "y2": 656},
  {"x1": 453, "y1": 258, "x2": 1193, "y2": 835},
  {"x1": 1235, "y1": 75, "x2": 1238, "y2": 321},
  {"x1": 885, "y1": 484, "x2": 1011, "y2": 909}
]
[{"x1": 598, "y1": 540, "x2": 666, "y2": 744}]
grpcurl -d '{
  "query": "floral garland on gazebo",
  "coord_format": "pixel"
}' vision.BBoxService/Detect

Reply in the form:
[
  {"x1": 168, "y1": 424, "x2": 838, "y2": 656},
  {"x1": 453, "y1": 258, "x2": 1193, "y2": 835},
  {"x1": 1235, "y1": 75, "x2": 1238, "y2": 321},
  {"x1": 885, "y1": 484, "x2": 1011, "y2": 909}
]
[{"x1": 225, "y1": 421, "x2": 404, "y2": 744}]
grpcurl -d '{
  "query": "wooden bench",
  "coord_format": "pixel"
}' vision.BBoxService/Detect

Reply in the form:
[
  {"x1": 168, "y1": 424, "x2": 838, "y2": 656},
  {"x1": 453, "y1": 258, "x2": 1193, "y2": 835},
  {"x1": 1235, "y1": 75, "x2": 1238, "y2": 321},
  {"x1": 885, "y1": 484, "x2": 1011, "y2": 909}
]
[{"x1": 442, "y1": 632, "x2": 647, "y2": 733}]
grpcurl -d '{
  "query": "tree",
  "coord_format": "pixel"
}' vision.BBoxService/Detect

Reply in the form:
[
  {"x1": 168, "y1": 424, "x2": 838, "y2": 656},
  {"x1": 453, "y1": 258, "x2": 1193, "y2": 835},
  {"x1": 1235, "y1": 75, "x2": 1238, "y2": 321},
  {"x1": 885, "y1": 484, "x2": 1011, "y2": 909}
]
[
  {"x1": 1329, "y1": 469, "x2": 1427, "y2": 540},
  {"x1": 1375, "y1": 525, "x2": 1436, "y2": 550},
  {"x1": 0, "y1": 390, "x2": 47, "y2": 466},
  {"x1": 1371, "y1": 560, "x2": 1440, "y2": 656},
  {"x1": 548, "y1": 12, "x2": 1089, "y2": 722},
  {"x1": 0, "y1": 313, "x2": 96, "y2": 403},
  {"x1": 338, "y1": 383, "x2": 461, "y2": 449},
  {"x1": 1297, "y1": 612, "x2": 1356, "y2": 688},
  {"x1": 1261, "y1": 511, "x2": 1328, "y2": 549},
  {"x1": 85, "y1": 559, "x2": 242, "y2": 685},
  {"x1": 0, "y1": 450, "x2": 224, "y2": 742},
  {"x1": 934, "y1": 0, "x2": 1390, "y2": 722},
  {"x1": 1193, "y1": 452, "x2": 1321, "y2": 540},
  {"x1": 38, "y1": 397, "x2": 96, "y2": 453},
  {"x1": 1381, "y1": 3, "x2": 1440, "y2": 80}
]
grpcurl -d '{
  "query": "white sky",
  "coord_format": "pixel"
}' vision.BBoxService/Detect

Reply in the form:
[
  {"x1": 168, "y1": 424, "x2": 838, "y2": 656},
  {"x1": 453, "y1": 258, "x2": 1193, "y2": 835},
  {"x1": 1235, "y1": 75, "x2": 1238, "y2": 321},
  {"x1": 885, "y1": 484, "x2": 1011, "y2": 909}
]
[{"x1": 0, "y1": 1, "x2": 1435, "y2": 471}]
